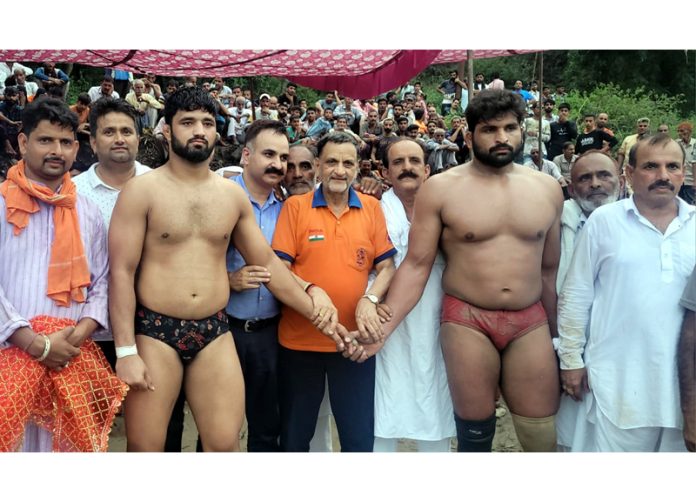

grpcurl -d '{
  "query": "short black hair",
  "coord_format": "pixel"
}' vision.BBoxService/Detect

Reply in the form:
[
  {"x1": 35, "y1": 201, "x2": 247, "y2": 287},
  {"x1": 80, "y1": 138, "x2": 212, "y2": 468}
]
[
  {"x1": 77, "y1": 93, "x2": 91, "y2": 106},
  {"x1": 244, "y1": 119, "x2": 287, "y2": 148},
  {"x1": 22, "y1": 97, "x2": 78, "y2": 138},
  {"x1": 465, "y1": 89, "x2": 526, "y2": 133},
  {"x1": 164, "y1": 86, "x2": 217, "y2": 126},
  {"x1": 89, "y1": 98, "x2": 139, "y2": 138}
]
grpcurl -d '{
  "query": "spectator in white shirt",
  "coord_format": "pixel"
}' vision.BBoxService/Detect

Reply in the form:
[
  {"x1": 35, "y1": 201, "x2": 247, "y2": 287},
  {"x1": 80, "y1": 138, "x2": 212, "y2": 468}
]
[{"x1": 557, "y1": 134, "x2": 695, "y2": 452}]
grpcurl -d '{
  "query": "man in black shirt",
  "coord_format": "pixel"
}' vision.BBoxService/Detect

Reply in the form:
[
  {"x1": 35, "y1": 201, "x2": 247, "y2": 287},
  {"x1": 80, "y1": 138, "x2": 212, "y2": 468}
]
[
  {"x1": 548, "y1": 103, "x2": 577, "y2": 159},
  {"x1": 575, "y1": 113, "x2": 617, "y2": 154}
]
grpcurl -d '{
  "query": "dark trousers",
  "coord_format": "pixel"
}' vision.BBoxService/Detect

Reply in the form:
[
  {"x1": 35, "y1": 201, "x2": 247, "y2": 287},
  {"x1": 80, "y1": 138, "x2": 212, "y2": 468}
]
[
  {"x1": 279, "y1": 346, "x2": 375, "y2": 452},
  {"x1": 97, "y1": 339, "x2": 187, "y2": 452},
  {"x1": 230, "y1": 317, "x2": 281, "y2": 452}
]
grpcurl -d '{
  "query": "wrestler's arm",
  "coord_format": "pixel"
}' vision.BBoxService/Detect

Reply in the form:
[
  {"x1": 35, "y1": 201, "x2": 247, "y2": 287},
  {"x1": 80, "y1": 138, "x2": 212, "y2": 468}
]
[
  {"x1": 231, "y1": 190, "x2": 315, "y2": 323},
  {"x1": 108, "y1": 178, "x2": 153, "y2": 391},
  {"x1": 678, "y1": 309, "x2": 696, "y2": 451},
  {"x1": 380, "y1": 178, "x2": 443, "y2": 338},
  {"x1": 540, "y1": 179, "x2": 563, "y2": 339}
]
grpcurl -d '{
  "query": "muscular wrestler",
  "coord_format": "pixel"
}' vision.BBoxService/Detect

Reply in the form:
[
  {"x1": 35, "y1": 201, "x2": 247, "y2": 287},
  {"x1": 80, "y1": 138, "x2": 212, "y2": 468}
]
[
  {"x1": 375, "y1": 89, "x2": 563, "y2": 452},
  {"x1": 109, "y1": 87, "x2": 336, "y2": 452}
]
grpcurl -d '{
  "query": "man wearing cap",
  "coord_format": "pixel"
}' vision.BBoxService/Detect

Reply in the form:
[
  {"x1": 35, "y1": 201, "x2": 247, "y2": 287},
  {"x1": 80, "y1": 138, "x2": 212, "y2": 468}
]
[{"x1": 255, "y1": 94, "x2": 278, "y2": 121}]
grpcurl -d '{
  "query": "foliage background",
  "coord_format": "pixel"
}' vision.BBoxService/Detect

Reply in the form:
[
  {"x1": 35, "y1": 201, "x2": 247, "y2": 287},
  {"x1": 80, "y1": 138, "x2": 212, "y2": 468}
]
[{"x1": 63, "y1": 50, "x2": 696, "y2": 146}]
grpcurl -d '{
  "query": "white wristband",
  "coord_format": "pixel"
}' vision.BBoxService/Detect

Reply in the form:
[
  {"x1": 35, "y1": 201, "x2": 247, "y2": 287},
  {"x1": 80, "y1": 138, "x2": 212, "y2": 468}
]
[
  {"x1": 115, "y1": 344, "x2": 138, "y2": 359},
  {"x1": 36, "y1": 335, "x2": 51, "y2": 362}
]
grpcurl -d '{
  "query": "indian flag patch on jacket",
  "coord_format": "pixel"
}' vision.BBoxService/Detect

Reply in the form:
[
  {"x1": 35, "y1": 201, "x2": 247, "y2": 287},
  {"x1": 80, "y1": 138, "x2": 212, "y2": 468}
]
[{"x1": 309, "y1": 230, "x2": 324, "y2": 242}]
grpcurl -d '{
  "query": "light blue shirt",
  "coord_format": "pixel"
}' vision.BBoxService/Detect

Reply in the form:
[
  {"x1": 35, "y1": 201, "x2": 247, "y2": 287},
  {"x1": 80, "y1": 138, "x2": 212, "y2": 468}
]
[{"x1": 225, "y1": 174, "x2": 283, "y2": 320}]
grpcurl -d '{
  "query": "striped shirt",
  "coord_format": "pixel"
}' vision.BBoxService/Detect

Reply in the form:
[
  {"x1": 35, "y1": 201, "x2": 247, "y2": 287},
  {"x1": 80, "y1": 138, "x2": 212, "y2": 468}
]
[
  {"x1": 0, "y1": 194, "x2": 109, "y2": 346},
  {"x1": 0, "y1": 191, "x2": 109, "y2": 451}
]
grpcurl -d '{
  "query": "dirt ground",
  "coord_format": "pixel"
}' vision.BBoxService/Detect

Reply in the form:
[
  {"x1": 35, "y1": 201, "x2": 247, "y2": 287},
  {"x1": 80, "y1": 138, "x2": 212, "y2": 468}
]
[{"x1": 108, "y1": 401, "x2": 522, "y2": 452}]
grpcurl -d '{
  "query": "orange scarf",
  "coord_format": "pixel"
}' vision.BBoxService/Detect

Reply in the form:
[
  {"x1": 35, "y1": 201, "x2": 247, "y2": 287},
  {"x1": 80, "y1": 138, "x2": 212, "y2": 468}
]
[
  {"x1": 0, "y1": 160, "x2": 91, "y2": 307},
  {"x1": 0, "y1": 316, "x2": 128, "y2": 452}
]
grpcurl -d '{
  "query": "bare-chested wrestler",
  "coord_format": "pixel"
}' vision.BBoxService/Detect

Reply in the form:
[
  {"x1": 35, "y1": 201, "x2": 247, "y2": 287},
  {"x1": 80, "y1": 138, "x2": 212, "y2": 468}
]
[
  {"x1": 109, "y1": 87, "x2": 340, "y2": 452},
  {"x1": 374, "y1": 89, "x2": 563, "y2": 452}
]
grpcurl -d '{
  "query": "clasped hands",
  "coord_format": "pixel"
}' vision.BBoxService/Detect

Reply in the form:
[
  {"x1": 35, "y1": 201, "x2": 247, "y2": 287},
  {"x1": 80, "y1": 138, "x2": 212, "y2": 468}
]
[{"x1": 308, "y1": 287, "x2": 392, "y2": 363}]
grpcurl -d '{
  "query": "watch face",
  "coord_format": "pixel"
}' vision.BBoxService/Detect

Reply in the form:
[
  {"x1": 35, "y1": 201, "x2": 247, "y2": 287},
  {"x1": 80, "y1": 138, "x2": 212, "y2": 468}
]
[{"x1": 365, "y1": 294, "x2": 379, "y2": 304}]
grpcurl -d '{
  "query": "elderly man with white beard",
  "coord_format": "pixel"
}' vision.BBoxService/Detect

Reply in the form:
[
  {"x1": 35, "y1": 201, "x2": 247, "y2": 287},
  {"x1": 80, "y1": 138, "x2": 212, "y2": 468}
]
[
  {"x1": 554, "y1": 150, "x2": 623, "y2": 452},
  {"x1": 556, "y1": 151, "x2": 623, "y2": 292},
  {"x1": 556, "y1": 135, "x2": 694, "y2": 451}
]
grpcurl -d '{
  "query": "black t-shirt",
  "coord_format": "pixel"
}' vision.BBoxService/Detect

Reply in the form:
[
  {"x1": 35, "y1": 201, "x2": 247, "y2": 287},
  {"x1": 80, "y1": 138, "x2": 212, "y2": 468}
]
[
  {"x1": 548, "y1": 120, "x2": 578, "y2": 159},
  {"x1": 575, "y1": 129, "x2": 617, "y2": 154},
  {"x1": 277, "y1": 93, "x2": 296, "y2": 107}
]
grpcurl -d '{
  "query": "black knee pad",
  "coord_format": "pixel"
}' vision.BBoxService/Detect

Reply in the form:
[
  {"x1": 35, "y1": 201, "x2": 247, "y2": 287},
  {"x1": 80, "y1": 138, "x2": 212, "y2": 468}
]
[{"x1": 454, "y1": 412, "x2": 496, "y2": 452}]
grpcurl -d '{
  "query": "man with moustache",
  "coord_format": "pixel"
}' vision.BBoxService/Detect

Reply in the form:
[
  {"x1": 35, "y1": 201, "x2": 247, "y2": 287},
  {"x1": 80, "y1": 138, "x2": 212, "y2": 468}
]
[
  {"x1": 272, "y1": 132, "x2": 397, "y2": 452},
  {"x1": 558, "y1": 134, "x2": 695, "y2": 451},
  {"x1": 87, "y1": 76, "x2": 120, "y2": 103},
  {"x1": 0, "y1": 98, "x2": 116, "y2": 451},
  {"x1": 372, "y1": 138, "x2": 455, "y2": 452},
  {"x1": 109, "y1": 89, "x2": 331, "y2": 452},
  {"x1": 374, "y1": 89, "x2": 563, "y2": 452},
  {"x1": 73, "y1": 98, "x2": 151, "y2": 362},
  {"x1": 224, "y1": 120, "x2": 337, "y2": 452}
]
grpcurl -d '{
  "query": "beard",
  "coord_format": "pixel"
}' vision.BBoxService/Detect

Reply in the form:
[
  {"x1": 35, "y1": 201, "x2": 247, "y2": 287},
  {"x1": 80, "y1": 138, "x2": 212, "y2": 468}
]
[
  {"x1": 576, "y1": 189, "x2": 620, "y2": 214},
  {"x1": 170, "y1": 132, "x2": 215, "y2": 163},
  {"x1": 472, "y1": 140, "x2": 523, "y2": 168}
]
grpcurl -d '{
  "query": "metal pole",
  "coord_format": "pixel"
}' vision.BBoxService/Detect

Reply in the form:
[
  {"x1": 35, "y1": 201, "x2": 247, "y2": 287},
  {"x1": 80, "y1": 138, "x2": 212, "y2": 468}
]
[
  {"x1": 467, "y1": 50, "x2": 474, "y2": 108},
  {"x1": 249, "y1": 77, "x2": 256, "y2": 123},
  {"x1": 538, "y1": 51, "x2": 544, "y2": 157}
]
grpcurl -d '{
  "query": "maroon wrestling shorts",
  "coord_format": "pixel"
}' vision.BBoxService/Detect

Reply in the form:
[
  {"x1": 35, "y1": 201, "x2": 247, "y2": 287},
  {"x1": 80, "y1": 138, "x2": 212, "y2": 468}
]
[{"x1": 440, "y1": 295, "x2": 548, "y2": 351}]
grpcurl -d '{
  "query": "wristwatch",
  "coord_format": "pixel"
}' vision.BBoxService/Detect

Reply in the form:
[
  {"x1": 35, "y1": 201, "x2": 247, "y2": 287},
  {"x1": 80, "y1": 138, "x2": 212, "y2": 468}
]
[{"x1": 362, "y1": 293, "x2": 379, "y2": 305}]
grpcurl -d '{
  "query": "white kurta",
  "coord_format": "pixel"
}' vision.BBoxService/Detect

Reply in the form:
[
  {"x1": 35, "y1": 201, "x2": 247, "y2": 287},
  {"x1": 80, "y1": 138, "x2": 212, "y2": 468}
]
[
  {"x1": 557, "y1": 197, "x2": 695, "y2": 449},
  {"x1": 374, "y1": 189, "x2": 455, "y2": 441}
]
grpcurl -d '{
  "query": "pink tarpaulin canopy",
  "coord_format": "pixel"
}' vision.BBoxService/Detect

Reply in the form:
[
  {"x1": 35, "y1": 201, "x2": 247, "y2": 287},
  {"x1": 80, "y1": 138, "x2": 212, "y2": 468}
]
[{"x1": 0, "y1": 49, "x2": 534, "y2": 99}]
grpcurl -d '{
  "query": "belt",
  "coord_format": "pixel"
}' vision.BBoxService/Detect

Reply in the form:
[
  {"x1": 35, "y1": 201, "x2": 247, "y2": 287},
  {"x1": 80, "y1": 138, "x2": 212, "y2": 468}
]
[{"x1": 228, "y1": 315, "x2": 280, "y2": 333}]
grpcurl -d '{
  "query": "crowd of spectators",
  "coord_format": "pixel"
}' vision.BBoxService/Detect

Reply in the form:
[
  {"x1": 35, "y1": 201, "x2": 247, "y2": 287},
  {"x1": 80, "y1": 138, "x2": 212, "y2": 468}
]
[{"x1": 1, "y1": 62, "x2": 694, "y2": 203}]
